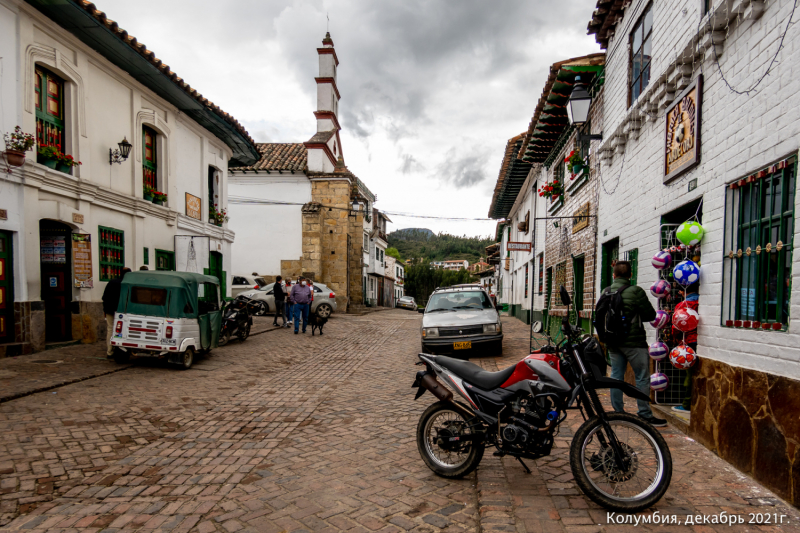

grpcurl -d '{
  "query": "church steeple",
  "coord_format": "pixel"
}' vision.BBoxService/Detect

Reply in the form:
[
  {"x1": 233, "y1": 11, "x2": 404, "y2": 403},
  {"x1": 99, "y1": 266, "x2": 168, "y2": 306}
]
[{"x1": 306, "y1": 32, "x2": 343, "y2": 173}]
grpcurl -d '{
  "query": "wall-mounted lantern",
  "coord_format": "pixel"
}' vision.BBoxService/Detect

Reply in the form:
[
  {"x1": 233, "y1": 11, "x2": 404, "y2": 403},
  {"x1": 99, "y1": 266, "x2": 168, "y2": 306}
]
[
  {"x1": 567, "y1": 76, "x2": 603, "y2": 142},
  {"x1": 109, "y1": 137, "x2": 132, "y2": 165},
  {"x1": 349, "y1": 199, "x2": 361, "y2": 217}
]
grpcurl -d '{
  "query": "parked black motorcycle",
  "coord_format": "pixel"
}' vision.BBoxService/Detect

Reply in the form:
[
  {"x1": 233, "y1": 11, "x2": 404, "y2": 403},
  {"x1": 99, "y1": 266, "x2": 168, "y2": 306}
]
[
  {"x1": 412, "y1": 285, "x2": 672, "y2": 512},
  {"x1": 218, "y1": 295, "x2": 257, "y2": 346}
]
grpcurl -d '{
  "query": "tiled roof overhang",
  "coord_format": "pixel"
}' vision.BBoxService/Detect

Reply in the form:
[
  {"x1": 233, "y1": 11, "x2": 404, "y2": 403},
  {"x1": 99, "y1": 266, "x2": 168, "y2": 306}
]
[
  {"x1": 518, "y1": 54, "x2": 605, "y2": 166},
  {"x1": 230, "y1": 143, "x2": 307, "y2": 172},
  {"x1": 487, "y1": 134, "x2": 533, "y2": 219},
  {"x1": 26, "y1": 0, "x2": 260, "y2": 166},
  {"x1": 587, "y1": 0, "x2": 630, "y2": 50}
]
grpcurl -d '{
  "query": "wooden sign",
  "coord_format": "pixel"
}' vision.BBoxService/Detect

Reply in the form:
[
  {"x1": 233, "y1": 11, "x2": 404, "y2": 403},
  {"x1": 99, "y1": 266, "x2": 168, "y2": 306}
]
[
  {"x1": 72, "y1": 213, "x2": 84, "y2": 224},
  {"x1": 572, "y1": 202, "x2": 591, "y2": 234},
  {"x1": 72, "y1": 233, "x2": 93, "y2": 288},
  {"x1": 185, "y1": 193, "x2": 202, "y2": 221},
  {"x1": 0, "y1": 210, "x2": 7, "y2": 220},
  {"x1": 507, "y1": 242, "x2": 532, "y2": 252},
  {"x1": 664, "y1": 75, "x2": 702, "y2": 183}
]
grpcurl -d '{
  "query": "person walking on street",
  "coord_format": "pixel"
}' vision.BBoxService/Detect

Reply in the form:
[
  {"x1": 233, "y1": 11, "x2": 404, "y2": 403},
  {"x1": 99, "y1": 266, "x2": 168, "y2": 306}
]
[
  {"x1": 284, "y1": 280, "x2": 293, "y2": 328},
  {"x1": 272, "y1": 275, "x2": 287, "y2": 327},
  {"x1": 601, "y1": 261, "x2": 667, "y2": 427},
  {"x1": 102, "y1": 267, "x2": 131, "y2": 357},
  {"x1": 290, "y1": 276, "x2": 313, "y2": 334}
]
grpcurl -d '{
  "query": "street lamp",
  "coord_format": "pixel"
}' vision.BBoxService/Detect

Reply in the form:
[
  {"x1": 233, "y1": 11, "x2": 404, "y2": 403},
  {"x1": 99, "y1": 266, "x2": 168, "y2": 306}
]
[
  {"x1": 567, "y1": 76, "x2": 603, "y2": 142},
  {"x1": 109, "y1": 137, "x2": 132, "y2": 165},
  {"x1": 349, "y1": 199, "x2": 361, "y2": 217}
]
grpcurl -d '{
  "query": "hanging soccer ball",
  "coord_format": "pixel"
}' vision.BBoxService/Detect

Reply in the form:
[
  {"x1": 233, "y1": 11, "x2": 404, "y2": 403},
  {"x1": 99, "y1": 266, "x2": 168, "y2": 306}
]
[
  {"x1": 673, "y1": 307, "x2": 700, "y2": 332},
  {"x1": 650, "y1": 279, "x2": 671, "y2": 298},
  {"x1": 672, "y1": 260, "x2": 700, "y2": 287},
  {"x1": 648, "y1": 341, "x2": 669, "y2": 361},
  {"x1": 650, "y1": 372, "x2": 669, "y2": 391},
  {"x1": 669, "y1": 344, "x2": 698, "y2": 369},
  {"x1": 651, "y1": 250, "x2": 672, "y2": 270},
  {"x1": 650, "y1": 310, "x2": 671, "y2": 329},
  {"x1": 677, "y1": 221, "x2": 705, "y2": 246}
]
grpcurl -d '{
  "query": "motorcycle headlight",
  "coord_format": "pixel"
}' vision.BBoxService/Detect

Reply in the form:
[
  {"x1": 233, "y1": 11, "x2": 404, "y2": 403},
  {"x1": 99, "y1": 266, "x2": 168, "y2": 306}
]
[
  {"x1": 422, "y1": 328, "x2": 439, "y2": 338},
  {"x1": 230, "y1": 311, "x2": 238, "y2": 318}
]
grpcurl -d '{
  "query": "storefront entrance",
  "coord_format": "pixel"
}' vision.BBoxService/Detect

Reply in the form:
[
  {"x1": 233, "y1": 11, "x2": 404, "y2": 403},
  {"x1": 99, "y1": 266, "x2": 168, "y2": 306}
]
[
  {"x1": 0, "y1": 231, "x2": 13, "y2": 344},
  {"x1": 40, "y1": 220, "x2": 73, "y2": 342}
]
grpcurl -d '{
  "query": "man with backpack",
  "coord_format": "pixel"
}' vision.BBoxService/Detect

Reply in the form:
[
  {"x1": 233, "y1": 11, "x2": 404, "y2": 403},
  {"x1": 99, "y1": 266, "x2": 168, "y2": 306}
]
[{"x1": 596, "y1": 261, "x2": 666, "y2": 427}]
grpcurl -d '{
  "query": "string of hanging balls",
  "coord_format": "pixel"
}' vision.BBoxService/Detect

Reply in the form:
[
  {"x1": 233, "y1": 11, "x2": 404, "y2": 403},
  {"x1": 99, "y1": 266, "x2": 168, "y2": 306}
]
[{"x1": 646, "y1": 221, "x2": 705, "y2": 392}]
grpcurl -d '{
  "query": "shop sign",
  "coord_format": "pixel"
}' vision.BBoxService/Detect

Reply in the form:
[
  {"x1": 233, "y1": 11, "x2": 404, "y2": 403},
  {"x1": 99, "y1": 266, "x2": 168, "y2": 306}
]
[
  {"x1": 185, "y1": 193, "x2": 202, "y2": 221},
  {"x1": 572, "y1": 202, "x2": 591, "y2": 234},
  {"x1": 507, "y1": 242, "x2": 532, "y2": 252},
  {"x1": 41, "y1": 236, "x2": 66, "y2": 264},
  {"x1": 0, "y1": 209, "x2": 7, "y2": 220},
  {"x1": 72, "y1": 233, "x2": 93, "y2": 288},
  {"x1": 72, "y1": 213, "x2": 84, "y2": 225},
  {"x1": 664, "y1": 75, "x2": 702, "y2": 183}
]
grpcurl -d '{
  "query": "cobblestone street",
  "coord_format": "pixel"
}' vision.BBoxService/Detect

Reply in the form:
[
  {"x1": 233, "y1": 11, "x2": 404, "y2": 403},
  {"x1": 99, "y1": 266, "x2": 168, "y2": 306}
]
[{"x1": 1, "y1": 310, "x2": 798, "y2": 532}]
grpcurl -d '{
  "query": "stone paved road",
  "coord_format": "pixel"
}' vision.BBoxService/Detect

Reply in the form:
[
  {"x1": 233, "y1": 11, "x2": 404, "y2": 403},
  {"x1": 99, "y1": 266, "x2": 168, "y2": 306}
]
[{"x1": 0, "y1": 310, "x2": 797, "y2": 532}]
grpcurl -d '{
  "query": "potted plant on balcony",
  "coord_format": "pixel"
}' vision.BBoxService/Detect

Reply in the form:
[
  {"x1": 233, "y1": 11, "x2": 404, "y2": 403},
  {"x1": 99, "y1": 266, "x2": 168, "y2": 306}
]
[
  {"x1": 2, "y1": 126, "x2": 36, "y2": 167},
  {"x1": 538, "y1": 179, "x2": 564, "y2": 201},
  {"x1": 37, "y1": 143, "x2": 63, "y2": 169},
  {"x1": 56, "y1": 152, "x2": 82, "y2": 174},
  {"x1": 565, "y1": 150, "x2": 585, "y2": 177},
  {"x1": 152, "y1": 190, "x2": 167, "y2": 206},
  {"x1": 210, "y1": 204, "x2": 228, "y2": 226},
  {"x1": 143, "y1": 184, "x2": 155, "y2": 202}
]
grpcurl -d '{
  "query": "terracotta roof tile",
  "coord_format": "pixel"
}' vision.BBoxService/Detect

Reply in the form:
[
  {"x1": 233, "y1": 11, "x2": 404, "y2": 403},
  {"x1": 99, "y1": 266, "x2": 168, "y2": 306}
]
[
  {"x1": 586, "y1": 0, "x2": 630, "y2": 49},
  {"x1": 230, "y1": 143, "x2": 307, "y2": 172},
  {"x1": 76, "y1": 1, "x2": 257, "y2": 153}
]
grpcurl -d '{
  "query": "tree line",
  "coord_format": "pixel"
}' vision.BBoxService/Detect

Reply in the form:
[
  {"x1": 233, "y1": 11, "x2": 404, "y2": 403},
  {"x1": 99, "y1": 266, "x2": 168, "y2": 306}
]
[
  {"x1": 387, "y1": 229, "x2": 494, "y2": 264},
  {"x1": 403, "y1": 261, "x2": 475, "y2": 306}
]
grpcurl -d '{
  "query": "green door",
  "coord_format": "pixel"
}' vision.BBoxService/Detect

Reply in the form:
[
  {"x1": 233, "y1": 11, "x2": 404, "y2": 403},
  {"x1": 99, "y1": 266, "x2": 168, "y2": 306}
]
[
  {"x1": 207, "y1": 251, "x2": 226, "y2": 299},
  {"x1": 600, "y1": 238, "x2": 619, "y2": 291},
  {"x1": 0, "y1": 231, "x2": 13, "y2": 344}
]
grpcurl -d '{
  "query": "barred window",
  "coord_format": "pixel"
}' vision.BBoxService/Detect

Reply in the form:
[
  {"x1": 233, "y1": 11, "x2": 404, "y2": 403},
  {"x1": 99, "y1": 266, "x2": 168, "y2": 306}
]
[{"x1": 722, "y1": 156, "x2": 796, "y2": 330}]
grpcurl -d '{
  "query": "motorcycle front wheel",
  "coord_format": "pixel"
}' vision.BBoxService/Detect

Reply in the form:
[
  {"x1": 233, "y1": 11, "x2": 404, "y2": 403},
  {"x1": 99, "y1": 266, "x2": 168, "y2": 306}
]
[
  {"x1": 218, "y1": 330, "x2": 232, "y2": 347},
  {"x1": 416, "y1": 401, "x2": 484, "y2": 479},
  {"x1": 570, "y1": 412, "x2": 672, "y2": 513},
  {"x1": 237, "y1": 323, "x2": 251, "y2": 342}
]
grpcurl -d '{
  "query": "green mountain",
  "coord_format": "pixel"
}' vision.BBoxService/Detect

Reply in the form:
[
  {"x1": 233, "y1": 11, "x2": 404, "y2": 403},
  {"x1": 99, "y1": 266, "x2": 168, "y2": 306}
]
[{"x1": 387, "y1": 229, "x2": 494, "y2": 264}]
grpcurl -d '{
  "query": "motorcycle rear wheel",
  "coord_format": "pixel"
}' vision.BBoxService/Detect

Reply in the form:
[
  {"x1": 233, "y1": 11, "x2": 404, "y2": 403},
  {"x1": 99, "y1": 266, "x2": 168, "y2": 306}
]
[
  {"x1": 570, "y1": 412, "x2": 672, "y2": 513},
  {"x1": 238, "y1": 323, "x2": 251, "y2": 342},
  {"x1": 416, "y1": 401, "x2": 484, "y2": 479},
  {"x1": 218, "y1": 330, "x2": 231, "y2": 347}
]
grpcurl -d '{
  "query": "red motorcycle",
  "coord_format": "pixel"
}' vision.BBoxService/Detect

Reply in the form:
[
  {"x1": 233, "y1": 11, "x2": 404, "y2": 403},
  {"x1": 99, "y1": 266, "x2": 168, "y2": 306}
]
[{"x1": 412, "y1": 286, "x2": 672, "y2": 512}]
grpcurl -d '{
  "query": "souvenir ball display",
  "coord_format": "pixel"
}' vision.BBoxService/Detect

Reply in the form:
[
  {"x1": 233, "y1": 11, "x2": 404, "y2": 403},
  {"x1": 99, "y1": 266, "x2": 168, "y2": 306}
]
[
  {"x1": 650, "y1": 372, "x2": 669, "y2": 391},
  {"x1": 648, "y1": 341, "x2": 669, "y2": 361},
  {"x1": 677, "y1": 221, "x2": 705, "y2": 246},
  {"x1": 650, "y1": 279, "x2": 671, "y2": 299},
  {"x1": 673, "y1": 260, "x2": 700, "y2": 287},
  {"x1": 651, "y1": 250, "x2": 672, "y2": 270},
  {"x1": 650, "y1": 310, "x2": 671, "y2": 329},
  {"x1": 669, "y1": 344, "x2": 698, "y2": 369},
  {"x1": 673, "y1": 307, "x2": 700, "y2": 332}
]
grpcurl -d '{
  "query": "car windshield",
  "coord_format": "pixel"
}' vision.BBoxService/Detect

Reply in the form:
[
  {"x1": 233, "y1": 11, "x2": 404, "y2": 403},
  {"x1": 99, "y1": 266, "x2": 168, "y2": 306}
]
[
  {"x1": 426, "y1": 291, "x2": 492, "y2": 311},
  {"x1": 255, "y1": 277, "x2": 267, "y2": 287}
]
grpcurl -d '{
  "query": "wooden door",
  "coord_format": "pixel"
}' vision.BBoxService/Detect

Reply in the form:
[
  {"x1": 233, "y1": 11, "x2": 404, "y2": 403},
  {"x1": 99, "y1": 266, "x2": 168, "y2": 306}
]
[
  {"x1": 40, "y1": 220, "x2": 72, "y2": 342},
  {"x1": 0, "y1": 231, "x2": 13, "y2": 344}
]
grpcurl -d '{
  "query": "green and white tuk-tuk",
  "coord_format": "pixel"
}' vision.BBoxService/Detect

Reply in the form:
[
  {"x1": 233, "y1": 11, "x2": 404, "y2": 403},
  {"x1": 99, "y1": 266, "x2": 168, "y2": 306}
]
[{"x1": 110, "y1": 271, "x2": 222, "y2": 369}]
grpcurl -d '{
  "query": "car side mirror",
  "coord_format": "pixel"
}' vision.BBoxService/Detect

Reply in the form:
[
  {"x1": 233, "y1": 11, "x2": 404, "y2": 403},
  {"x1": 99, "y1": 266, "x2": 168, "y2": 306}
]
[
  {"x1": 559, "y1": 285, "x2": 571, "y2": 306},
  {"x1": 418, "y1": 308, "x2": 425, "y2": 314},
  {"x1": 531, "y1": 321, "x2": 543, "y2": 333}
]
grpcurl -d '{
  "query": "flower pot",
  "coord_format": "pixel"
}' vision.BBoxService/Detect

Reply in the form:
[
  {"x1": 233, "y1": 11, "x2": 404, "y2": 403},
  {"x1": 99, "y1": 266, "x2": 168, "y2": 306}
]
[
  {"x1": 551, "y1": 194, "x2": 561, "y2": 202},
  {"x1": 4, "y1": 150, "x2": 26, "y2": 167},
  {"x1": 154, "y1": 198, "x2": 164, "y2": 206},
  {"x1": 56, "y1": 162, "x2": 72, "y2": 174},
  {"x1": 144, "y1": 193, "x2": 154, "y2": 202},
  {"x1": 38, "y1": 154, "x2": 59, "y2": 169},
  {"x1": 572, "y1": 164, "x2": 584, "y2": 175}
]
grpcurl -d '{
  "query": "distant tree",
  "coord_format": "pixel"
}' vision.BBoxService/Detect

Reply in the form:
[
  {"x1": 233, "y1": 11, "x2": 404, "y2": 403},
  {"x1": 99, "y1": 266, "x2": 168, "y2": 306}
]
[
  {"x1": 385, "y1": 247, "x2": 403, "y2": 261},
  {"x1": 404, "y1": 263, "x2": 477, "y2": 306}
]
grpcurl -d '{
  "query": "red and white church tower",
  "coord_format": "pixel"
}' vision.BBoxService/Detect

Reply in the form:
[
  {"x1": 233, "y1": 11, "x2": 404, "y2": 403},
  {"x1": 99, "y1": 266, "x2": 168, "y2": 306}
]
[{"x1": 304, "y1": 32, "x2": 343, "y2": 173}]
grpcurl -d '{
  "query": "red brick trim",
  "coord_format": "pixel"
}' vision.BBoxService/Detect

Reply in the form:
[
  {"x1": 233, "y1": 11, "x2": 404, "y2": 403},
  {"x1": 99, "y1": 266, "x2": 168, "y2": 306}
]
[
  {"x1": 303, "y1": 141, "x2": 337, "y2": 167},
  {"x1": 314, "y1": 111, "x2": 341, "y2": 131},
  {"x1": 315, "y1": 78, "x2": 341, "y2": 100},
  {"x1": 317, "y1": 48, "x2": 340, "y2": 66}
]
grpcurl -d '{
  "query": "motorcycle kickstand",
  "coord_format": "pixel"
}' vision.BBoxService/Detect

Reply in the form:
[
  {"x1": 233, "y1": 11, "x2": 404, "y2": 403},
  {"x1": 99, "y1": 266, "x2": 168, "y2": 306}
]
[{"x1": 516, "y1": 457, "x2": 531, "y2": 474}]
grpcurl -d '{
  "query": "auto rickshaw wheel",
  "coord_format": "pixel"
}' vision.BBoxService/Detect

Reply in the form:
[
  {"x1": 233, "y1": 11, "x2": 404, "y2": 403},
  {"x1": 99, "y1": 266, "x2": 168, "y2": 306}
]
[
  {"x1": 178, "y1": 347, "x2": 194, "y2": 370},
  {"x1": 112, "y1": 348, "x2": 130, "y2": 364}
]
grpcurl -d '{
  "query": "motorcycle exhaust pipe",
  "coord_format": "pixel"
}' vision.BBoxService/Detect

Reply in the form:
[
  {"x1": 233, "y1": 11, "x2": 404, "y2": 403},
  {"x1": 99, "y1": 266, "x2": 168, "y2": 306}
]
[{"x1": 419, "y1": 373, "x2": 453, "y2": 402}]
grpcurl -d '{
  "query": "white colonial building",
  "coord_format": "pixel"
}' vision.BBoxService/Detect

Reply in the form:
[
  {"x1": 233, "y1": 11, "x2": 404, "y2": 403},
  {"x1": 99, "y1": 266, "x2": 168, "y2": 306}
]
[
  {"x1": 587, "y1": 0, "x2": 800, "y2": 504},
  {"x1": 0, "y1": 0, "x2": 257, "y2": 353}
]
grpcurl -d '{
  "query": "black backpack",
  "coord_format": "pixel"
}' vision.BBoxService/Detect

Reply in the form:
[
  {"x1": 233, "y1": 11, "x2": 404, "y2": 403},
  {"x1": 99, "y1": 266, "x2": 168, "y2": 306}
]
[{"x1": 593, "y1": 285, "x2": 632, "y2": 346}]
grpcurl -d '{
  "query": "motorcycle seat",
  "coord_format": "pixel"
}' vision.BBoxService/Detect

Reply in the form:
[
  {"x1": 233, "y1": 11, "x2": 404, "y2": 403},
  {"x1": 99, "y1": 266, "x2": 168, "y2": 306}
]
[{"x1": 432, "y1": 355, "x2": 516, "y2": 390}]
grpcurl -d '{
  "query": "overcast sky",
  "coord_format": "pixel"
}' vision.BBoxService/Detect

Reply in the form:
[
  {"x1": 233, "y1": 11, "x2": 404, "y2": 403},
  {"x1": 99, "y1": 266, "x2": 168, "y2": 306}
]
[{"x1": 102, "y1": 0, "x2": 601, "y2": 238}]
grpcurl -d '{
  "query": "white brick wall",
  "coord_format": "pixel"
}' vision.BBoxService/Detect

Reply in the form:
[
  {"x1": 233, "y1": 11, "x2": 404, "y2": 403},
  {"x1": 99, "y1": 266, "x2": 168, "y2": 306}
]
[{"x1": 596, "y1": 0, "x2": 800, "y2": 377}]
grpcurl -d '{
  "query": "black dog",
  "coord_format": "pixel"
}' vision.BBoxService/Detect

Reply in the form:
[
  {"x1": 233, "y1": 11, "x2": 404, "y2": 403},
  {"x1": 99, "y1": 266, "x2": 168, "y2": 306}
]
[{"x1": 309, "y1": 314, "x2": 328, "y2": 336}]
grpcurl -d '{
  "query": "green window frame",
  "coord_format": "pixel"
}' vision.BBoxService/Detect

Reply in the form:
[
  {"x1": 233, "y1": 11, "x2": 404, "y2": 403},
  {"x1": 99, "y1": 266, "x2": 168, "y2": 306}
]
[
  {"x1": 143, "y1": 247, "x2": 149, "y2": 266},
  {"x1": 143, "y1": 126, "x2": 158, "y2": 192},
  {"x1": 155, "y1": 249, "x2": 175, "y2": 271},
  {"x1": 601, "y1": 238, "x2": 619, "y2": 290},
  {"x1": 723, "y1": 156, "x2": 796, "y2": 330},
  {"x1": 524, "y1": 263, "x2": 529, "y2": 299},
  {"x1": 99, "y1": 226, "x2": 124, "y2": 282},
  {"x1": 35, "y1": 67, "x2": 65, "y2": 150},
  {"x1": 623, "y1": 248, "x2": 639, "y2": 286},
  {"x1": 572, "y1": 255, "x2": 585, "y2": 312},
  {"x1": 537, "y1": 253, "x2": 544, "y2": 295}
]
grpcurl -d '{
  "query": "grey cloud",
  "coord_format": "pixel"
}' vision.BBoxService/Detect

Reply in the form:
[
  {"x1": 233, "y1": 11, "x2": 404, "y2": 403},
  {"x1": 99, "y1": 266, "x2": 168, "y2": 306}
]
[
  {"x1": 398, "y1": 153, "x2": 425, "y2": 174},
  {"x1": 437, "y1": 148, "x2": 490, "y2": 189}
]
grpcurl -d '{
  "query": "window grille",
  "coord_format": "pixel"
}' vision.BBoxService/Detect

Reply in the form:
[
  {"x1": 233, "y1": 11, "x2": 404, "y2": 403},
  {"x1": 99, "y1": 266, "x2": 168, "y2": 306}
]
[
  {"x1": 155, "y1": 249, "x2": 175, "y2": 271},
  {"x1": 143, "y1": 126, "x2": 158, "y2": 191},
  {"x1": 722, "y1": 156, "x2": 796, "y2": 331},
  {"x1": 537, "y1": 254, "x2": 544, "y2": 295},
  {"x1": 99, "y1": 227, "x2": 124, "y2": 281},
  {"x1": 35, "y1": 67, "x2": 64, "y2": 150}
]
